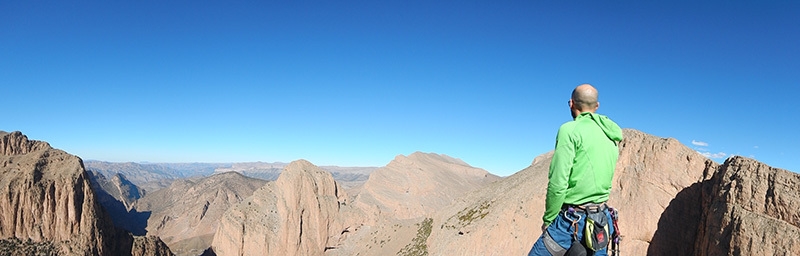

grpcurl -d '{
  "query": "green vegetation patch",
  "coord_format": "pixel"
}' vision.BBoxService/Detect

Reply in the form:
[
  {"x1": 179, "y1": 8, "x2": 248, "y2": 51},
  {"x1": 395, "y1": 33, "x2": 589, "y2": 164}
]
[
  {"x1": 0, "y1": 238, "x2": 58, "y2": 256},
  {"x1": 443, "y1": 201, "x2": 492, "y2": 228},
  {"x1": 443, "y1": 200, "x2": 492, "y2": 230},
  {"x1": 397, "y1": 218, "x2": 433, "y2": 256}
]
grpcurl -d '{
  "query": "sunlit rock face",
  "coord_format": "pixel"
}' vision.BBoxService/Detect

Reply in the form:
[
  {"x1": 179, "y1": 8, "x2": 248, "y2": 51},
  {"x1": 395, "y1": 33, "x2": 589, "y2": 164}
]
[
  {"x1": 0, "y1": 131, "x2": 172, "y2": 256},
  {"x1": 212, "y1": 160, "x2": 348, "y2": 256}
]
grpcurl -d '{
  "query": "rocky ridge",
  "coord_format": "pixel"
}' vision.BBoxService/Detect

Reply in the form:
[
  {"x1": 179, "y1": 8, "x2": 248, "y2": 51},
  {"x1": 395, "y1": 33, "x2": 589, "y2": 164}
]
[
  {"x1": 352, "y1": 152, "x2": 500, "y2": 222},
  {"x1": 133, "y1": 172, "x2": 266, "y2": 256}
]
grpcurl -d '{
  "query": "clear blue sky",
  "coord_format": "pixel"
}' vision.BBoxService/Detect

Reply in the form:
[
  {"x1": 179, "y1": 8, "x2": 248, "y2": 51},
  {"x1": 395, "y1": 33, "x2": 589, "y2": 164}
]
[{"x1": 2, "y1": 1, "x2": 798, "y2": 176}]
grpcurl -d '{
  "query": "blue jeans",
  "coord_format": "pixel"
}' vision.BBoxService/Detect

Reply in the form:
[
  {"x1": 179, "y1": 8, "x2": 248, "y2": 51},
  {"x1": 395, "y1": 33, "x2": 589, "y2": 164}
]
[{"x1": 528, "y1": 207, "x2": 614, "y2": 256}]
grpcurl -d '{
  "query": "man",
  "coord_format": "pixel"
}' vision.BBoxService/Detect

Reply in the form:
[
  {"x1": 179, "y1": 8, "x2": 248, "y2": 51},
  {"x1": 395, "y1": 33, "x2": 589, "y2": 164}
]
[{"x1": 528, "y1": 84, "x2": 623, "y2": 256}]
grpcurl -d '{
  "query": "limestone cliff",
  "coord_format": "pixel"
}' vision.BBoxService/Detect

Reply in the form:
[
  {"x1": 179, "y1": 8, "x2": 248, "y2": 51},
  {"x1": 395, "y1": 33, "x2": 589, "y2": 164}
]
[{"x1": 0, "y1": 131, "x2": 173, "y2": 256}]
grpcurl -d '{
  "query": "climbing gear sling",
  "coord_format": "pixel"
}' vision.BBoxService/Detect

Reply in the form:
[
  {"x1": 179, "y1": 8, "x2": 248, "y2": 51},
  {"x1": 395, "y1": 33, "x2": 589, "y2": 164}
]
[{"x1": 609, "y1": 207, "x2": 621, "y2": 256}]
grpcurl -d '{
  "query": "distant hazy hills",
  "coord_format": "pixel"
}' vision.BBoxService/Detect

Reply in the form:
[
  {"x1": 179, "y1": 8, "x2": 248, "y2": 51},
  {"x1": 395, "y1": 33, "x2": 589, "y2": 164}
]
[
  {"x1": 85, "y1": 161, "x2": 376, "y2": 193},
  {"x1": 84, "y1": 161, "x2": 229, "y2": 192}
]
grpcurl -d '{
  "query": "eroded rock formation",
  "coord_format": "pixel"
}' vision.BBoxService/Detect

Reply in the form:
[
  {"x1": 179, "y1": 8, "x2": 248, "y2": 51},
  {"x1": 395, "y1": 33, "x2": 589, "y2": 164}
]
[{"x1": 211, "y1": 160, "x2": 347, "y2": 256}]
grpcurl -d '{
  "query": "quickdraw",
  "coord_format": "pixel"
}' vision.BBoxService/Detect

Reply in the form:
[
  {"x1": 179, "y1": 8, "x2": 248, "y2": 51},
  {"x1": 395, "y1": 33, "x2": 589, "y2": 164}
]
[
  {"x1": 609, "y1": 207, "x2": 621, "y2": 256},
  {"x1": 565, "y1": 207, "x2": 582, "y2": 241}
]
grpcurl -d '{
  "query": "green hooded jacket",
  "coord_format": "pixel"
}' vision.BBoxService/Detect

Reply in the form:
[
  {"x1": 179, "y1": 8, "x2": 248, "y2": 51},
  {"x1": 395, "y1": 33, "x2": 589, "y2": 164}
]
[{"x1": 543, "y1": 112, "x2": 623, "y2": 225}]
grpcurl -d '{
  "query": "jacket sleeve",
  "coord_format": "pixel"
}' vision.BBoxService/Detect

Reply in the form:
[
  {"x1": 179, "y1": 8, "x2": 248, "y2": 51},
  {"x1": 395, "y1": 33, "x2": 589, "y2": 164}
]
[{"x1": 543, "y1": 125, "x2": 575, "y2": 225}]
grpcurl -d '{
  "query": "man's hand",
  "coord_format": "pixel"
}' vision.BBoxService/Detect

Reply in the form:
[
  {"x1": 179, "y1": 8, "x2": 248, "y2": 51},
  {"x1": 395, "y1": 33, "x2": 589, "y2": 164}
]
[{"x1": 541, "y1": 223, "x2": 548, "y2": 233}]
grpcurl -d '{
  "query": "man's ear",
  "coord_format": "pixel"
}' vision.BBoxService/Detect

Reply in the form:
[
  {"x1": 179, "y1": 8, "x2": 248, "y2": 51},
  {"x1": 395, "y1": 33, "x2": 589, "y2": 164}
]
[{"x1": 595, "y1": 101, "x2": 600, "y2": 111}]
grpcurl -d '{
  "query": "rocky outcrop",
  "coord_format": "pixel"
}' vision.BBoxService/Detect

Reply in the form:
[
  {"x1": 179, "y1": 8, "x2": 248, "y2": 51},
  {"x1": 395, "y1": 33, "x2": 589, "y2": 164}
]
[
  {"x1": 0, "y1": 131, "x2": 50, "y2": 155},
  {"x1": 0, "y1": 131, "x2": 173, "y2": 256},
  {"x1": 131, "y1": 236, "x2": 174, "y2": 256},
  {"x1": 612, "y1": 129, "x2": 717, "y2": 255},
  {"x1": 352, "y1": 152, "x2": 500, "y2": 222},
  {"x1": 134, "y1": 172, "x2": 266, "y2": 256},
  {"x1": 693, "y1": 156, "x2": 800, "y2": 255},
  {"x1": 1, "y1": 131, "x2": 113, "y2": 254},
  {"x1": 211, "y1": 160, "x2": 348, "y2": 256}
]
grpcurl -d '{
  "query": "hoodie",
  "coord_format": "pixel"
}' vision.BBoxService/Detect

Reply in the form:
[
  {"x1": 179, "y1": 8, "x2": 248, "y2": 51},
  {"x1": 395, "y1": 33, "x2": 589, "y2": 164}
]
[{"x1": 543, "y1": 112, "x2": 623, "y2": 225}]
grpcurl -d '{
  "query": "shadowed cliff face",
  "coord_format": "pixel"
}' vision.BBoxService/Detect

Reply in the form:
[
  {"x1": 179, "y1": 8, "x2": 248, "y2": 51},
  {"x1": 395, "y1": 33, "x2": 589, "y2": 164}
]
[
  {"x1": 691, "y1": 156, "x2": 800, "y2": 256},
  {"x1": 0, "y1": 131, "x2": 173, "y2": 256},
  {"x1": 87, "y1": 171, "x2": 151, "y2": 236}
]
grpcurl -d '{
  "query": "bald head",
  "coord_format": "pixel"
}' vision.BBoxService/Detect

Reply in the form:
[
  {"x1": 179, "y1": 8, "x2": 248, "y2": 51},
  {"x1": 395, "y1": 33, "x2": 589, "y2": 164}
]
[{"x1": 571, "y1": 84, "x2": 599, "y2": 111}]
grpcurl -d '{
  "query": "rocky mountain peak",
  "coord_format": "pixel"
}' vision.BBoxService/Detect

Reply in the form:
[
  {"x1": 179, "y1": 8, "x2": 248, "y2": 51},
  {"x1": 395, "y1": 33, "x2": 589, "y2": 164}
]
[
  {"x1": 395, "y1": 151, "x2": 471, "y2": 168},
  {"x1": 284, "y1": 159, "x2": 317, "y2": 170},
  {"x1": 351, "y1": 151, "x2": 500, "y2": 222},
  {"x1": 0, "y1": 131, "x2": 51, "y2": 156}
]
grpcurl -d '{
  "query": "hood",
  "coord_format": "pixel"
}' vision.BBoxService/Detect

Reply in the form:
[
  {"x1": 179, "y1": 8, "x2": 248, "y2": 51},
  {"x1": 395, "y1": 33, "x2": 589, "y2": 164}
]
[{"x1": 579, "y1": 112, "x2": 623, "y2": 142}]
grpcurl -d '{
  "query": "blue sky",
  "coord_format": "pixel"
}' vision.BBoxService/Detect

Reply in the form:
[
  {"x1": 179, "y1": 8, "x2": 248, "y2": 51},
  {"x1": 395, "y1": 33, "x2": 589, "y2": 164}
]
[{"x1": 2, "y1": 1, "x2": 798, "y2": 176}]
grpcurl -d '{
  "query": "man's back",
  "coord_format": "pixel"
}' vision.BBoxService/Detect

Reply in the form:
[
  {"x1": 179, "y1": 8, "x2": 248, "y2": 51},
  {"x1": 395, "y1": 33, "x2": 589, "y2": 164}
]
[
  {"x1": 544, "y1": 112, "x2": 622, "y2": 224},
  {"x1": 529, "y1": 83, "x2": 622, "y2": 256},
  {"x1": 558, "y1": 112, "x2": 621, "y2": 206}
]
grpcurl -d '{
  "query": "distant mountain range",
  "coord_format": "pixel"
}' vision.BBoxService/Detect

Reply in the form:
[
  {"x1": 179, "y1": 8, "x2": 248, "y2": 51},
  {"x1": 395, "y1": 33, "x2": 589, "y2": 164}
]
[{"x1": 85, "y1": 161, "x2": 377, "y2": 193}]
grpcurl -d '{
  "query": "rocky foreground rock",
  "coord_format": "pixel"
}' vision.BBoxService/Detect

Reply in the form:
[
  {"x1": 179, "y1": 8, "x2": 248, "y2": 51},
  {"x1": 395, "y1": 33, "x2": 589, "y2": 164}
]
[
  {"x1": 693, "y1": 156, "x2": 800, "y2": 255},
  {"x1": 0, "y1": 131, "x2": 173, "y2": 256}
]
